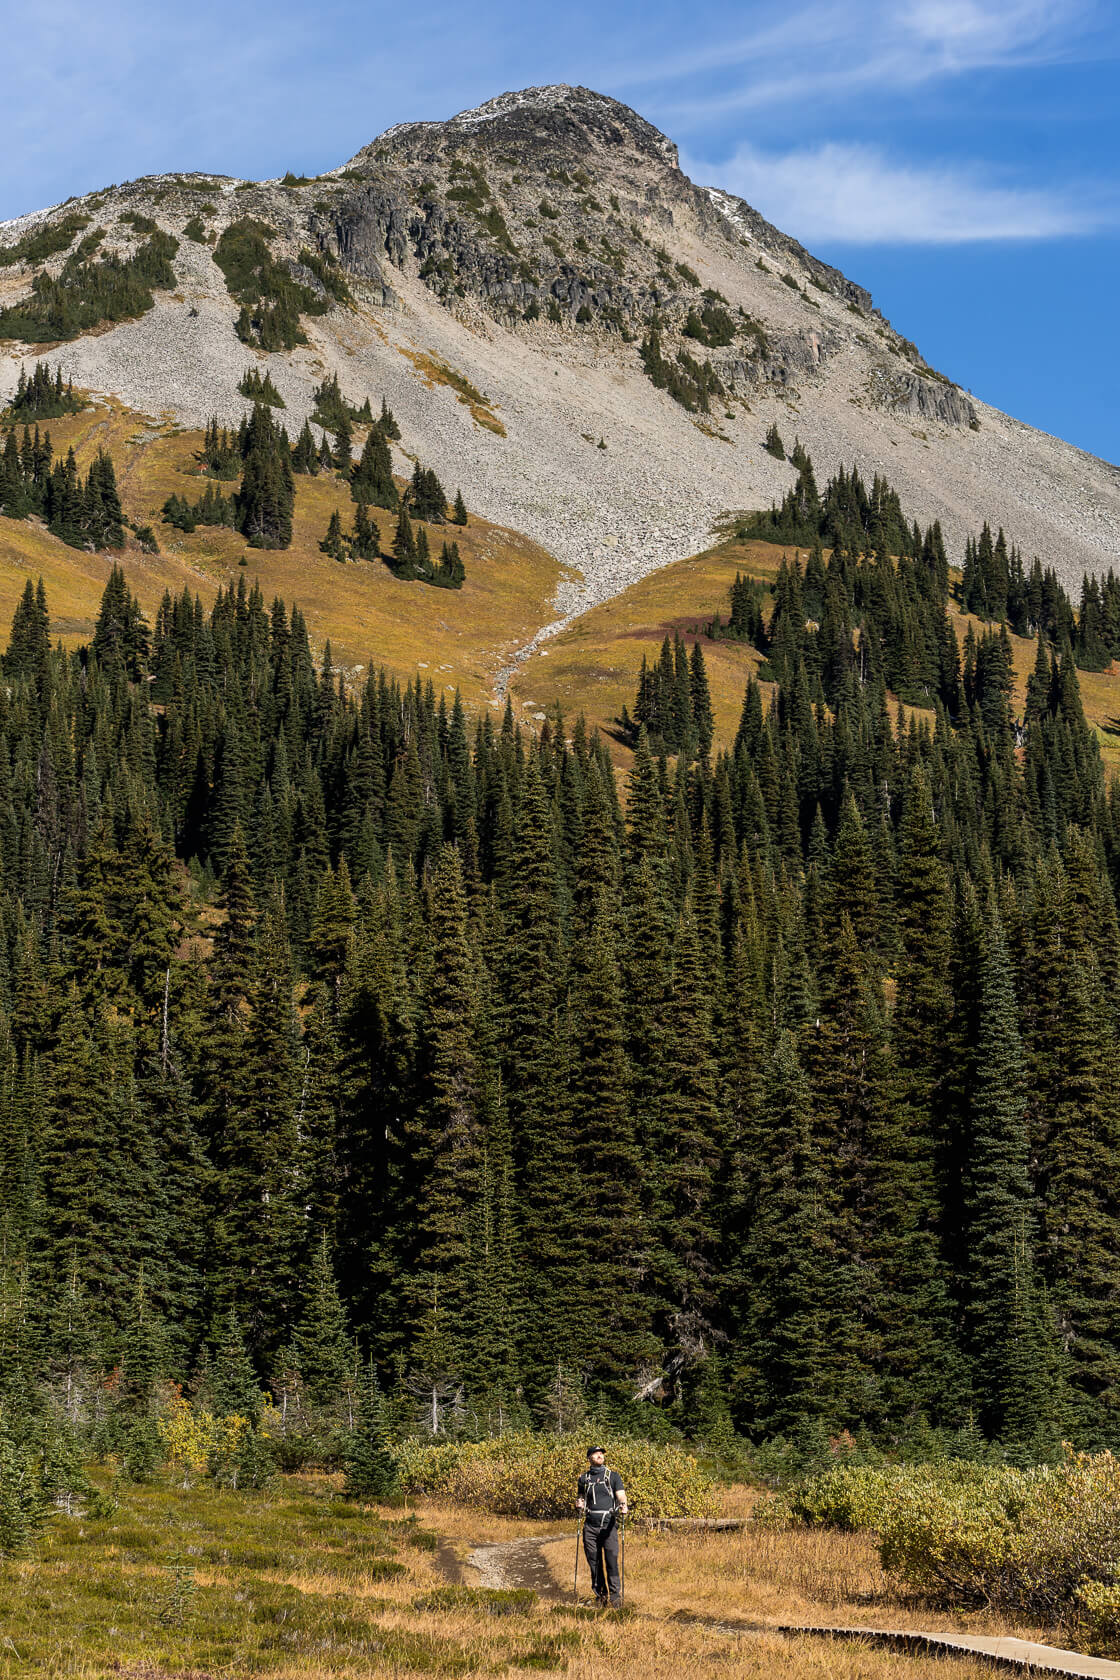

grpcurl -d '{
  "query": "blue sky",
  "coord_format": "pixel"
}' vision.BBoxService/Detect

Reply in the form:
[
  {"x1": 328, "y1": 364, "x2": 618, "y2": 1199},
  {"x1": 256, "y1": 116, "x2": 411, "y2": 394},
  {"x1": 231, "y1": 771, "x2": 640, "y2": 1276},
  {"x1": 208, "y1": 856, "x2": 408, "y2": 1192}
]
[{"x1": 4, "y1": 0, "x2": 1117, "y2": 461}]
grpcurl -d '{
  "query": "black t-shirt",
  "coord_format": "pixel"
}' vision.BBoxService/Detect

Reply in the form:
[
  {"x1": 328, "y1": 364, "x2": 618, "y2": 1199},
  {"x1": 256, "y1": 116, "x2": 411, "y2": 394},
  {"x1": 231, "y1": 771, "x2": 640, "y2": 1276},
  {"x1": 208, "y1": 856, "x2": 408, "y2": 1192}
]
[{"x1": 578, "y1": 1466, "x2": 624, "y2": 1521}]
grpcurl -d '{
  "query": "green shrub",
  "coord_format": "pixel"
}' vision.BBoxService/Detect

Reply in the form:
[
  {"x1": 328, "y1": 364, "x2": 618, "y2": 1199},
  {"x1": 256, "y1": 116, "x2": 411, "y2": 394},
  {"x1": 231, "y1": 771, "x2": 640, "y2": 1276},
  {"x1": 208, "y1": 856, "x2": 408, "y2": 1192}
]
[
  {"x1": 393, "y1": 1433, "x2": 715, "y2": 1519},
  {"x1": 0, "y1": 211, "x2": 91, "y2": 267},
  {"x1": 783, "y1": 1460, "x2": 1002, "y2": 1531},
  {"x1": 878, "y1": 1453, "x2": 1120, "y2": 1627},
  {"x1": 784, "y1": 1452, "x2": 1120, "y2": 1656}
]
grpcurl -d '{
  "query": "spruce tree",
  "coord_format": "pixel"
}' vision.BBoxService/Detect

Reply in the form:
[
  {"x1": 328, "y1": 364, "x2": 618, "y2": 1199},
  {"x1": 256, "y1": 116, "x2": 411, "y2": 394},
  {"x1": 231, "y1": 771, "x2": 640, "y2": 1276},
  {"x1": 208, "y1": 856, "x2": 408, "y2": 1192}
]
[
  {"x1": 351, "y1": 424, "x2": 397, "y2": 509},
  {"x1": 964, "y1": 912, "x2": 1047, "y2": 1436},
  {"x1": 344, "y1": 1359, "x2": 399, "y2": 1497},
  {"x1": 404, "y1": 847, "x2": 481, "y2": 1355},
  {"x1": 320, "y1": 509, "x2": 347, "y2": 560},
  {"x1": 291, "y1": 1236, "x2": 352, "y2": 1409}
]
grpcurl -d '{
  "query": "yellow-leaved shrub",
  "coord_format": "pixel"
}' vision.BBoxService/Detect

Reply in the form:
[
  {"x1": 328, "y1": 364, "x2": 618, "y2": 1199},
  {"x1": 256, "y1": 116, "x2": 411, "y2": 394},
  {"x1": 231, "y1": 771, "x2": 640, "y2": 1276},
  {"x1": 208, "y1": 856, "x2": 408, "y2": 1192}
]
[
  {"x1": 394, "y1": 1434, "x2": 716, "y2": 1519},
  {"x1": 158, "y1": 1394, "x2": 263, "y2": 1478}
]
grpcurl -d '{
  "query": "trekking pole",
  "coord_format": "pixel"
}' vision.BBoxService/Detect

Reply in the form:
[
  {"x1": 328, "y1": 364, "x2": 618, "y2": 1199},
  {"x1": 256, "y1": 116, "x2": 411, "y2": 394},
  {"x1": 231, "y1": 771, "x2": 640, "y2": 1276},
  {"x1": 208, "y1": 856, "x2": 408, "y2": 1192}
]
[
  {"x1": 573, "y1": 1514, "x2": 582, "y2": 1602},
  {"x1": 619, "y1": 1512, "x2": 625, "y2": 1608}
]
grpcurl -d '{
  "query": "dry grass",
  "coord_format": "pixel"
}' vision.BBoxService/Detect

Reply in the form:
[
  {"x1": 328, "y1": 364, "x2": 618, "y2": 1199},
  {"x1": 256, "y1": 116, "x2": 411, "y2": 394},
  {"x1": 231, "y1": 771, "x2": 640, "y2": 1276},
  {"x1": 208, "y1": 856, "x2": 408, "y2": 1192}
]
[
  {"x1": 537, "y1": 1515, "x2": 1052, "y2": 1642},
  {"x1": 0, "y1": 1475, "x2": 1004, "y2": 1679},
  {"x1": 397, "y1": 349, "x2": 507, "y2": 436},
  {"x1": 510, "y1": 536, "x2": 794, "y2": 763},
  {"x1": 0, "y1": 400, "x2": 567, "y2": 707},
  {"x1": 423, "y1": 1499, "x2": 1000, "y2": 1679}
]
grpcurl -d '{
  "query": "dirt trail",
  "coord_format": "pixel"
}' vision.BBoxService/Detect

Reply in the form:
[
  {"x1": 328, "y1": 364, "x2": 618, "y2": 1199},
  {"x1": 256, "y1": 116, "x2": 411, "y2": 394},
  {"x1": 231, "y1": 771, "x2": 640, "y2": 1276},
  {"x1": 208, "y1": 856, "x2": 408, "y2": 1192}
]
[
  {"x1": 461, "y1": 1532, "x2": 571, "y2": 1597},
  {"x1": 435, "y1": 1531, "x2": 1120, "y2": 1677}
]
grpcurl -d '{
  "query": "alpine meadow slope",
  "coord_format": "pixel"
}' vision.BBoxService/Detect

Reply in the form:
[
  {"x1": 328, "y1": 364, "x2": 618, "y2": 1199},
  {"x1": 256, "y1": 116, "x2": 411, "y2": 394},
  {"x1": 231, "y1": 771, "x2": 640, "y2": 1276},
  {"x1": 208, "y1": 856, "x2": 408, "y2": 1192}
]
[{"x1": 1, "y1": 82, "x2": 1118, "y2": 690}]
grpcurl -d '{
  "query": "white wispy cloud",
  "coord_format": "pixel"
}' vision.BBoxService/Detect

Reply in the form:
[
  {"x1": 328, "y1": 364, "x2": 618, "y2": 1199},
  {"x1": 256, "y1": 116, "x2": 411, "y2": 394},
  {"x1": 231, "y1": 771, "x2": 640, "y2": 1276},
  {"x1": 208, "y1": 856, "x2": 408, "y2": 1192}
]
[
  {"x1": 614, "y1": 0, "x2": 1103, "y2": 118},
  {"x1": 687, "y1": 139, "x2": 1114, "y2": 242}
]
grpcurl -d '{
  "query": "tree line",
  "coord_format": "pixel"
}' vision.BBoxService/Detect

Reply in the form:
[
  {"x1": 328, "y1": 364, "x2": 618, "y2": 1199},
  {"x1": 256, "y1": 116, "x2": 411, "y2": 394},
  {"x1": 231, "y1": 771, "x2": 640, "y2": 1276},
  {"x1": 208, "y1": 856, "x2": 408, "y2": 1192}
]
[
  {"x1": 744, "y1": 448, "x2": 1120, "y2": 675},
  {"x1": 0, "y1": 426, "x2": 124, "y2": 550},
  {"x1": 2, "y1": 536, "x2": 1120, "y2": 1460}
]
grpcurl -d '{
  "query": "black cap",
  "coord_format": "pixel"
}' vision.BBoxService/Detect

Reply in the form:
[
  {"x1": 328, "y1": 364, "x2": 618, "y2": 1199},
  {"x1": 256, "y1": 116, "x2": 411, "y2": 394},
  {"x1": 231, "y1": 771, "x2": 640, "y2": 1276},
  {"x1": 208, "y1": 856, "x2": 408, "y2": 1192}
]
[{"x1": 587, "y1": 1445, "x2": 606, "y2": 1458}]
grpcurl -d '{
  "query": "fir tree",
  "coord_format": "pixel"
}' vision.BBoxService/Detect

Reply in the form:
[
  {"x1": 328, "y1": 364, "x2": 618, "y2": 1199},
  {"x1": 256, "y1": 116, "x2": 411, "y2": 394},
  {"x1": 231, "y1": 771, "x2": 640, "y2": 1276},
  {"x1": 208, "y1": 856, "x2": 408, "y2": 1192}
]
[
  {"x1": 344, "y1": 1359, "x2": 399, "y2": 1496},
  {"x1": 291, "y1": 1236, "x2": 352, "y2": 1409},
  {"x1": 351, "y1": 425, "x2": 397, "y2": 509},
  {"x1": 319, "y1": 508, "x2": 347, "y2": 561}
]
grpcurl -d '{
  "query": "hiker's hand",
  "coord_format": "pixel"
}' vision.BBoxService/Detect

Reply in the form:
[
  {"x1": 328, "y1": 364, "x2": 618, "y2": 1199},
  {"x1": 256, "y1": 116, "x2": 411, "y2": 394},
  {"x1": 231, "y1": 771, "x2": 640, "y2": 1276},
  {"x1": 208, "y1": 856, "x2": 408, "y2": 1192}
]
[{"x1": 576, "y1": 1498, "x2": 585, "y2": 1510}]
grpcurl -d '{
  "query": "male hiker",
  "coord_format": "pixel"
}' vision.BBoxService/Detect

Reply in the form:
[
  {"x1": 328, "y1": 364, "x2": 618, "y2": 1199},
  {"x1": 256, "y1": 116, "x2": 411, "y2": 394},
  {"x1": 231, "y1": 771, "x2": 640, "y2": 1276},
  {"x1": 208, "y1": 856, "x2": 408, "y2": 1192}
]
[{"x1": 576, "y1": 1445, "x2": 627, "y2": 1606}]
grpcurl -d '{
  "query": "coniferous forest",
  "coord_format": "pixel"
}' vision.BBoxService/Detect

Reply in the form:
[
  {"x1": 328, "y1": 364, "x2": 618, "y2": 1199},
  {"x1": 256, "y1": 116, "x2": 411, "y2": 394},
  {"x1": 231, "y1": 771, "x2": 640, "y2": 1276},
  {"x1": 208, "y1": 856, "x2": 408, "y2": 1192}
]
[{"x1": 2, "y1": 517, "x2": 1120, "y2": 1466}]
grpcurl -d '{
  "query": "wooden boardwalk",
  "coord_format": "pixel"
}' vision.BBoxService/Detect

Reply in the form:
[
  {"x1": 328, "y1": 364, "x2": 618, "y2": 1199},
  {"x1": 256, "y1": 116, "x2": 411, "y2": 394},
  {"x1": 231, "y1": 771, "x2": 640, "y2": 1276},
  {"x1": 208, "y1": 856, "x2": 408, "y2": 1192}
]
[
  {"x1": 449, "y1": 1530, "x2": 1120, "y2": 1675},
  {"x1": 774, "y1": 1624, "x2": 1120, "y2": 1677}
]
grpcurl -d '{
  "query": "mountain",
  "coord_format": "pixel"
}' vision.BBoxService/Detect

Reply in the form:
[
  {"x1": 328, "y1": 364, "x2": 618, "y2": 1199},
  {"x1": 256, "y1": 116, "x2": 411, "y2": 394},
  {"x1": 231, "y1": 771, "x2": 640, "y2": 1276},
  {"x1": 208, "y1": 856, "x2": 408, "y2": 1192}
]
[{"x1": 2, "y1": 83, "x2": 1119, "y2": 659}]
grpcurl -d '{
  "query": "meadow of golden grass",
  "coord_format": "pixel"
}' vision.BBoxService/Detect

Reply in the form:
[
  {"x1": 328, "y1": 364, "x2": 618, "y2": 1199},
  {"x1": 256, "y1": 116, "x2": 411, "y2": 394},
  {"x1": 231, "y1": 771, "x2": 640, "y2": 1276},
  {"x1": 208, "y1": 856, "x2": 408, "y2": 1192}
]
[
  {"x1": 509, "y1": 536, "x2": 793, "y2": 763},
  {"x1": 0, "y1": 1476, "x2": 1011, "y2": 1679},
  {"x1": 537, "y1": 1515, "x2": 1050, "y2": 1641},
  {"x1": 0, "y1": 400, "x2": 567, "y2": 709},
  {"x1": 424, "y1": 1498, "x2": 1001, "y2": 1680}
]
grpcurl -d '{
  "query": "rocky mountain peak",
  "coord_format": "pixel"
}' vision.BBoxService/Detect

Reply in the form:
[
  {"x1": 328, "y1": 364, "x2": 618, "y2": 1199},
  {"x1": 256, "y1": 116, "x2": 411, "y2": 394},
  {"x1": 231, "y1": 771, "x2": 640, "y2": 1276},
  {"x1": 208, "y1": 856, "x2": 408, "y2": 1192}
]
[{"x1": 349, "y1": 85, "x2": 680, "y2": 175}]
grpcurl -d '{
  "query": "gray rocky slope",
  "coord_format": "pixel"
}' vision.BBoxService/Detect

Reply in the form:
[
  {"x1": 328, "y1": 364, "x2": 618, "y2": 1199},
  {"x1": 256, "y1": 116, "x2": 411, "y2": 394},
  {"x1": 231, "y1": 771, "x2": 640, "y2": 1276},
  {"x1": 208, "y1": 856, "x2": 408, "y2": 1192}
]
[{"x1": 3, "y1": 84, "x2": 1119, "y2": 650}]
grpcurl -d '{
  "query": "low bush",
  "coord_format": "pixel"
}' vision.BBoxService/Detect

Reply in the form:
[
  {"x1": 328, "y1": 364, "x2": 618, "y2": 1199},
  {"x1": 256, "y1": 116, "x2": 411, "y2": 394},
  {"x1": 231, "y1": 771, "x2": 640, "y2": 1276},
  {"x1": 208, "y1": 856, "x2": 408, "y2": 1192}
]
[
  {"x1": 394, "y1": 1433, "x2": 716, "y2": 1519},
  {"x1": 783, "y1": 1451, "x2": 1120, "y2": 1657},
  {"x1": 783, "y1": 1460, "x2": 1005, "y2": 1532},
  {"x1": 159, "y1": 1392, "x2": 274, "y2": 1487}
]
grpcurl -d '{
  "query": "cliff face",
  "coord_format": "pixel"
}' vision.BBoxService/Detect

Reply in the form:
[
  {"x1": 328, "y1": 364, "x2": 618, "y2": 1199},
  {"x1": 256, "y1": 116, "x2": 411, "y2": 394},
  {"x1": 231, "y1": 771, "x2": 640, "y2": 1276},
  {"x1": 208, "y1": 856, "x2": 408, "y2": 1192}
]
[
  {"x1": 325, "y1": 85, "x2": 912, "y2": 416},
  {"x1": 2, "y1": 84, "x2": 1118, "y2": 630}
]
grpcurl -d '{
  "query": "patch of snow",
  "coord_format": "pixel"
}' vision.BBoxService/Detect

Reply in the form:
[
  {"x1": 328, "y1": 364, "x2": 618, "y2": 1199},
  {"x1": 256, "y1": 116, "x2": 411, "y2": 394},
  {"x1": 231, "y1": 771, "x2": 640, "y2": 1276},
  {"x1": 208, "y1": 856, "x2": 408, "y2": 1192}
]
[
  {"x1": 450, "y1": 86, "x2": 579, "y2": 129},
  {"x1": 706, "y1": 187, "x2": 751, "y2": 240}
]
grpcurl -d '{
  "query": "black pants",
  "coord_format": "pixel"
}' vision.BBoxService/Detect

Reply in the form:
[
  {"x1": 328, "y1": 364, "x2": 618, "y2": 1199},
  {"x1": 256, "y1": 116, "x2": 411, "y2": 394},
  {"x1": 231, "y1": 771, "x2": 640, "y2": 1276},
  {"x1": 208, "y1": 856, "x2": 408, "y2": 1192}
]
[{"x1": 583, "y1": 1516, "x2": 620, "y2": 1602}]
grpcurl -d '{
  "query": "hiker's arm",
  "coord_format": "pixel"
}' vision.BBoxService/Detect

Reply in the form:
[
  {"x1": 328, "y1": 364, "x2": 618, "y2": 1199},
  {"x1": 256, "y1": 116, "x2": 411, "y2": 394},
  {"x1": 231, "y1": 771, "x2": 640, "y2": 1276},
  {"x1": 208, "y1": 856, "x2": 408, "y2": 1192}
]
[{"x1": 614, "y1": 1478, "x2": 628, "y2": 1514}]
